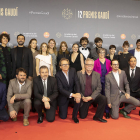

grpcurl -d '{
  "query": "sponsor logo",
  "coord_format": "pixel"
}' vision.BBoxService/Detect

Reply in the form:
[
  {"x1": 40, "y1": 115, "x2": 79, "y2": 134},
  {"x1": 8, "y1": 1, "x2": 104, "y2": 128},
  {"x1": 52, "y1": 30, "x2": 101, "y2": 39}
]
[
  {"x1": 44, "y1": 32, "x2": 50, "y2": 38},
  {"x1": 23, "y1": 33, "x2": 38, "y2": 38},
  {"x1": 14, "y1": 31, "x2": 20, "y2": 37},
  {"x1": 0, "y1": 7, "x2": 18, "y2": 16},
  {"x1": 120, "y1": 34, "x2": 126, "y2": 39},
  {"x1": 103, "y1": 34, "x2": 115, "y2": 39},
  {"x1": 130, "y1": 44, "x2": 133, "y2": 48},
  {"x1": 131, "y1": 34, "x2": 136, "y2": 40},
  {"x1": 62, "y1": 8, "x2": 73, "y2": 20},
  {"x1": 56, "y1": 32, "x2": 62, "y2": 38},
  {"x1": 64, "y1": 33, "x2": 78, "y2": 38},
  {"x1": 95, "y1": 33, "x2": 100, "y2": 37},
  {"x1": 116, "y1": 15, "x2": 138, "y2": 18},
  {"x1": 29, "y1": 11, "x2": 49, "y2": 15},
  {"x1": 83, "y1": 33, "x2": 89, "y2": 38}
]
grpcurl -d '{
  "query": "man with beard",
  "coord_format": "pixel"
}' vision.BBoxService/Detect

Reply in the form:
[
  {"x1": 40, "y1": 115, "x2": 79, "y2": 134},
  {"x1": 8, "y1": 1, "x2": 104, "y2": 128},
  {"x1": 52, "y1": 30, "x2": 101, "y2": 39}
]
[
  {"x1": 33, "y1": 66, "x2": 58, "y2": 124},
  {"x1": 105, "y1": 59, "x2": 140, "y2": 119},
  {"x1": 90, "y1": 37, "x2": 107, "y2": 60},
  {"x1": 129, "y1": 39, "x2": 140, "y2": 67},
  {"x1": 11, "y1": 34, "x2": 33, "y2": 80},
  {"x1": 79, "y1": 37, "x2": 91, "y2": 60},
  {"x1": 7, "y1": 68, "x2": 32, "y2": 126}
]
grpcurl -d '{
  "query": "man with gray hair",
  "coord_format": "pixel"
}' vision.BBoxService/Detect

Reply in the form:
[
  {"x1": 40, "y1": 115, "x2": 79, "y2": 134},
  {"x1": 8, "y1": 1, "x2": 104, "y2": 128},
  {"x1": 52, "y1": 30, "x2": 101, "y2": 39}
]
[
  {"x1": 77, "y1": 58, "x2": 107, "y2": 122},
  {"x1": 33, "y1": 65, "x2": 58, "y2": 124}
]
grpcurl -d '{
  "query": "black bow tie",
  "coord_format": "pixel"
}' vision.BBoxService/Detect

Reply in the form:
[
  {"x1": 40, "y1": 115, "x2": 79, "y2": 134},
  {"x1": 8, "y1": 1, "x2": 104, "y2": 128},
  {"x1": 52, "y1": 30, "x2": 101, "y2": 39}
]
[{"x1": 82, "y1": 48, "x2": 87, "y2": 50}]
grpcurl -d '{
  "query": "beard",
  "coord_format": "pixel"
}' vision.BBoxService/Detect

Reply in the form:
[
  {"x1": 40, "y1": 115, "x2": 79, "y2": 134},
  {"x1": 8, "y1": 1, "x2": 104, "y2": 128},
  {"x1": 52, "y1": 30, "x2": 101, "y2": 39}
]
[
  {"x1": 19, "y1": 78, "x2": 25, "y2": 83},
  {"x1": 18, "y1": 41, "x2": 24, "y2": 46}
]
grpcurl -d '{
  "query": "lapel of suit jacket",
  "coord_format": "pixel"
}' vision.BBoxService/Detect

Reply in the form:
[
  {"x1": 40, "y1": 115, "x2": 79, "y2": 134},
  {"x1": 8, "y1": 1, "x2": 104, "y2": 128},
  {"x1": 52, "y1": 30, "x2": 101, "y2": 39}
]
[
  {"x1": 38, "y1": 76, "x2": 44, "y2": 94},
  {"x1": 126, "y1": 68, "x2": 131, "y2": 82},
  {"x1": 61, "y1": 70, "x2": 69, "y2": 87},
  {"x1": 47, "y1": 76, "x2": 51, "y2": 95},
  {"x1": 131, "y1": 67, "x2": 138, "y2": 82},
  {"x1": 15, "y1": 79, "x2": 20, "y2": 93},
  {"x1": 91, "y1": 71, "x2": 95, "y2": 91},
  {"x1": 111, "y1": 71, "x2": 120, "y2": 88},
  {"x1": 14, "y1": 47, "x2": 17, "y2": 62},
  {"x1": 81, "y1": 72, "x2": 86, "y2": 86}
]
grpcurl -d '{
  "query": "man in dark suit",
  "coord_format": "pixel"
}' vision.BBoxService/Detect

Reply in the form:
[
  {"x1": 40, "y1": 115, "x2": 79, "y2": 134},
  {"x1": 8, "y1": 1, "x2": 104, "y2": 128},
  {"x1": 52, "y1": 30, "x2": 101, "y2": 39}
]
[
  {"x1": 11, "y1": 34, "x2": 33, "y2": 80},
  {"x1": 123, "y1": 56, "x2": 140, "y2": 113},
  {"x1": 105, "y1": 59, "x2": 140, "y2": 119},
  {"x1": 79, "y1": 37, "x2": 91, "y2": 60},
  {"x1": 90, "y1": 37, "x2": 107, "y2": 60},
  {"x1": 129, "y1": 39, "x2": 140, "y2": 67},
  {"x1": 77, "y1": 58, "x2": 107, "y2": 122},
  {"x1": 55, "y1": 58, "x2": 81, "y2": 123},
  {"x1": 33, "y1": 66, "x2": 58, "y2": 124},
  {"x1": 0, "y1": 82, "x2": 9, "y2": 121}
]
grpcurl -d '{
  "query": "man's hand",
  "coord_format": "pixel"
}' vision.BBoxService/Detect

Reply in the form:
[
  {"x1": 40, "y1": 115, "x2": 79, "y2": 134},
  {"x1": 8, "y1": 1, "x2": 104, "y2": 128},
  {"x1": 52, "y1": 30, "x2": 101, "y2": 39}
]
[
  {"x1": 72, "y1": 93, "x2": 81, "y2": 103},
  {"x1": 118, "y1": 51, "x2": 122, "y2": 55},
  {"x1": 125, "y1": 93, "x2": 130, "y2": 99},
  {"x1": 28, "y1": 76, "x2": 32, "y2": 81},
  {"x1": 10, "y1": 110, "x2": 17, "y2": 118},
  {"x1": 10, "y1": 95, "x2": 15, "y2": 104},
  {"x1": 108, "y1": 104, "x2": 112, "y2": 108},
  {"x1": 44, "y1": 101, "x2": 50, "y2": 109},
  {"x1": 42, "y1": 96, "x2": 50, "y2": 102},
  {"x1": 0, "y1": 74, "x2": 2, "y2": 79},
  {"x1": 82, "y1": 96, "x2": 92, "y2": 102}
]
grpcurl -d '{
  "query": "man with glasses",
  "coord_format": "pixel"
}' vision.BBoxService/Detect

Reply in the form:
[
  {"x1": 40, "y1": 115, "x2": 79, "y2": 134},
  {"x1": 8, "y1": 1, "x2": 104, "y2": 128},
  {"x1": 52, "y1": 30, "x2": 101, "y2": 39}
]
[
  {"x1": 77, "y1": 58, "x2": 107, "y2": 122},
  {"x1": 55, "y1": 58, "x2": 81, "y2": 123},
  {"x1": 105, "y1": 59, "x2": 140, "y2": 119}
]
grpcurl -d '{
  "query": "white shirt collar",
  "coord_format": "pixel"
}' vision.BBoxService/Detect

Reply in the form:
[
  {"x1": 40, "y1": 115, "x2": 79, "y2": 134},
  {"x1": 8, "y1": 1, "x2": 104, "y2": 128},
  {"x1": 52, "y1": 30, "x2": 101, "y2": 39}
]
[{"x1": 17, "y1": 80, "x2": 25, "y2": 86}]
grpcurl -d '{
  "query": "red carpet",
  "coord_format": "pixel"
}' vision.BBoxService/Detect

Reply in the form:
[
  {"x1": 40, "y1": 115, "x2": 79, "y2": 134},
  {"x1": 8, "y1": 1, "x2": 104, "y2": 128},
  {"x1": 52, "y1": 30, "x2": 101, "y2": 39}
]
[{"x1": 1, "y1": 106, "x2": 140, "y2": 140}]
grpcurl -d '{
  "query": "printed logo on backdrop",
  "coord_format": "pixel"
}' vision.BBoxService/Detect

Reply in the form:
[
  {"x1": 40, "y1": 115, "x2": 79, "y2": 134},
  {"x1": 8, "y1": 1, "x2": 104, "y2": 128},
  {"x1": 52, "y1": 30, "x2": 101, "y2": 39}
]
[
  {"x1": 83, "y1": 33, "x2": 89, "y2": 38},
  {"x1": 64, "y1": 33, "x2": 78, "y2": 38},
  {"x1": 103, "y1": 34, "x2": 115, "y2": 39},
  {"x1": 130, "y1": 44, "x2": 134, "y2": 48},
  {"x1": 78, "y1": 11, "x2": 109, "y2": 19},
  {"x1": 44, "y1": 32, "x2": 50, "y2": 38},
  {"x1": 95, "y1": 33, "x2": 100, "y2": 37},
  {"x1": 120, "y1": 34, "x2": 126, "y2": 40},
  {"x1": 0, "y1": 7, "x2": 18, "y2": 16},
  {"x1": 62, "y1": 8, "x2": 73, "y2": 20},
  {"x1": 56, "y1": 32, "x2": 62, "y2": 38},
  {"x1": 23, "y1": 33, "x2": 38, "y2": 38},
  {"x1": 116, "y1": 15, "x2": 138, "y2": 19},
  {"x1": 131, "y1": 34, "x2": 136, "y2": 40},
  {"x1": 14, "y1": 32, "x2": 20, "y2": 37},
  {"x1": 29, "y1": 11, "x2": 49, "y2": 15}
]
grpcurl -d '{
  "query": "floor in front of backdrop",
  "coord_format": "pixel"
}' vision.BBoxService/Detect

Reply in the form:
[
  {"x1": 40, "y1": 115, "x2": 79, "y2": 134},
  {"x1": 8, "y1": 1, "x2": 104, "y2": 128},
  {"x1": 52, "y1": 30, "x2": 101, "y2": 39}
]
[{"x1": 1, "y1": 106, "x2": 140, "y2": 140}]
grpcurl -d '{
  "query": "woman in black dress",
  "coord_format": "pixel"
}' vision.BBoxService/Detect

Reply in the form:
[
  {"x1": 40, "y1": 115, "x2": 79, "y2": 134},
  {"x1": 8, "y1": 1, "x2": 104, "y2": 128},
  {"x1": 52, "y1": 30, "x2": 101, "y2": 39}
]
[
  {"x1": 57, "y1": 41, "x2": 69, "y2": 71},
  {"x1": 118, "y1": 41, "x2": 132, "y2": 70},
  {"x1": 70, "y1": 43, "x2": 84, "y2": 72},
  {"x1": 106, "y1": 45, "x2": 118, "y2": 61}
]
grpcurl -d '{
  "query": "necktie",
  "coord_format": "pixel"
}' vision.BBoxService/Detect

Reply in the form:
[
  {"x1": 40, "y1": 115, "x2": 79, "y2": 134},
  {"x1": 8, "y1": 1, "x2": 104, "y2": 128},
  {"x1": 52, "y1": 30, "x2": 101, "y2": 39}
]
[
  {"x1": 82, "y1": 48, "x2": 87, "y2": 50},
  {"x1": 43, "y1": 80, "x2": 47, "y2": 97},
  {"x1": 131, "y1": 69, "x2": 134, "y2": 79}
]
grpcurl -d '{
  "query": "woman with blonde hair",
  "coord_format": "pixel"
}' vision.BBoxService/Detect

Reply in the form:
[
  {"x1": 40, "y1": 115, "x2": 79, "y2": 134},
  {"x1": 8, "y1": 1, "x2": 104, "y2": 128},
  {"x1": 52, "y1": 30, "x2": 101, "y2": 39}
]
[
  {"x1": 48, "y1": 39, "x2": 57, "y2": 76},
  {"x1": 35, "y1": 42, "x2": 53, "y2": 76},
  {"x1": 57, "y1": 41, "x2": 70, "y2": 71}
]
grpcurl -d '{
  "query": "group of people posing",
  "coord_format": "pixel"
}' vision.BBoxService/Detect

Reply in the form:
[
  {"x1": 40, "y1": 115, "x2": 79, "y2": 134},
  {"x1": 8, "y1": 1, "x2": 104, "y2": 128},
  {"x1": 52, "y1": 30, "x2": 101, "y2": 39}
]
[{"x1": 0, "y1": 33, "x2": 140, "y2": 126}]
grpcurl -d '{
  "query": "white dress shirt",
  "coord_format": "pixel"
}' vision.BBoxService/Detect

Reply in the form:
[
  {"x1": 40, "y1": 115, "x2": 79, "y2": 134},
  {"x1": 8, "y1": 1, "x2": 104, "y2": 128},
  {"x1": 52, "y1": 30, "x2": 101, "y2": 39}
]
[
  {"x1": 112, "y1": 71, "x2": 120, "y2": 87},
  {"x1": 134, "y1": 49, "x2": 140, "y2": 67},
  {"x1": 17, "y1": 80, "x2": 25, "y2": 92},
  {"x1": 62, "y1": 70, "x2": 73, "y2": 98},
  {"x1": 79, "y1": 46, "x2": 89, "y2": 59},
  {"x1": 129, "y1": 67, "x2": 136, "y2": 77}
]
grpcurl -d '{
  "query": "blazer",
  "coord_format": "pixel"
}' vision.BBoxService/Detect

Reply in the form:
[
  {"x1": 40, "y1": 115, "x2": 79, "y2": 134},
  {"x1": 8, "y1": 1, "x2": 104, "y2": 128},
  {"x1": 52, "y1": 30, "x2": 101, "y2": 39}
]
[
  {"x1": 129, "y1": 49, "x2": 135, "y2": 56},
  {"x1": 77, "y1": 71, "x2": 102, "y2": 100},
  {"x1": 55, "y1": 67, "x2": 80, "y2": 98},
  {"x1": 90, "y1": 47, "x2": 107, "y2": 61},
  {"x1": 106, "y1": 54, "x2": 118, "y2": 61},
  {"x1": 33, "y1": 75, "x2": 58, "y2": 102},
  {"x1": 93, "y1": 58, "x2": 112, "y2": 77},
  {"x1": 105, "y1": 70, "x2": 130, "y2": 105},
  {"x1": 11, "y1": 47, "x2": 33, "y2": 78},
  {"x1": 0, "y1": 82, "x2": 7, "y2": 110},
  {"x1": 123, "y1": 67, "x2": 140, "y2": 95},
  {"x1": 7, "y1": 78, "x2": 32, "y2": 112}
]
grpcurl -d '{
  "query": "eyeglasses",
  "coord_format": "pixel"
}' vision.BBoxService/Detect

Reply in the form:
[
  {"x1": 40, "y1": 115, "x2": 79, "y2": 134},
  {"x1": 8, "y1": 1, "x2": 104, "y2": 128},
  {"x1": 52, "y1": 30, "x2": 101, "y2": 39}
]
[
  {"x1": 85, "y1": 64, "x2": 94, "y2": 66},
  {"x1": 61, "y1": 64, "x2": 69, "y2": 67},
  {"x1": 112, "y1": 64, "x2": 119, "y2": 66}
]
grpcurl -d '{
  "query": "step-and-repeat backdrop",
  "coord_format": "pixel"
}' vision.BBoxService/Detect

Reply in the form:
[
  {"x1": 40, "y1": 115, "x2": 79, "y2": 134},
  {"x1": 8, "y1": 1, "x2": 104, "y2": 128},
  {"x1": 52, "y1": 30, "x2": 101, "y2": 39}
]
[{"x1": 0, "y1": 0, "x2": 140, "y2": 52}]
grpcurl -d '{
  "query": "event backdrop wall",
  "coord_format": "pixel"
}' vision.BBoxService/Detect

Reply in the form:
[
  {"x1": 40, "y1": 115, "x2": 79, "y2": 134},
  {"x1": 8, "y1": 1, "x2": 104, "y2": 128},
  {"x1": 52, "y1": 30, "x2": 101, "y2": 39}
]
[{"x1": 0, "y1": 0, "x2": 140, "y2": 52}]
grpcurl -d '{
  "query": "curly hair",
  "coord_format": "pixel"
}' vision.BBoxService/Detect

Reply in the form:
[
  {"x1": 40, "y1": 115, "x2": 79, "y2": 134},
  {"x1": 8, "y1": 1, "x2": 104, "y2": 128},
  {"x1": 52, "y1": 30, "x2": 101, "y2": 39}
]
[{"x1": 0, "y1": 33, "x2": 10, "y2": 43}]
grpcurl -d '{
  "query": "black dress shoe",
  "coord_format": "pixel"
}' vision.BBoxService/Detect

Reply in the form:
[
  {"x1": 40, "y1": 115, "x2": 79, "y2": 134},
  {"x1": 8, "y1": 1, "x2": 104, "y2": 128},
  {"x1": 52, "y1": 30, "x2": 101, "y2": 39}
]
[
  {"x1": 93, "y1": 117, "x2": 107, "y2": 123},
  {"x1": 72, "y1": 117, "x2": 79, "y2": 123},
  {"x1": 105, "y1": 113, "x2": 110, "y2": 119},
  {"x1": 37, "y1": 114, "x2": 44, "y2": 124}
]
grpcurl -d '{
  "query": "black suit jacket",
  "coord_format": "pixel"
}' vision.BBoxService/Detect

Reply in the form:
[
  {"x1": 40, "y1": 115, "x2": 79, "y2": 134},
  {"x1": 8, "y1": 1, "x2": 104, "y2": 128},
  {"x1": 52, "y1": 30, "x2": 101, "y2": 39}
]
[
  {"x1": 0, "y1": 82, "x2": 7, "y2": 110},
  {"x1": 11, "y1": 47, "x2": 33, "y2": 78},
  {"x1": 124, "y1": 67, "x2": 140, "y2": 96},
  {"x1": 106, "y1": 54, "x2": 118, "y2": 61},
  {"x1": 55, "y1": 67, "x2": 80, "y2": 98},
  {"x1": 33, "y1": 75, "x2": 58, "y2": 102}
]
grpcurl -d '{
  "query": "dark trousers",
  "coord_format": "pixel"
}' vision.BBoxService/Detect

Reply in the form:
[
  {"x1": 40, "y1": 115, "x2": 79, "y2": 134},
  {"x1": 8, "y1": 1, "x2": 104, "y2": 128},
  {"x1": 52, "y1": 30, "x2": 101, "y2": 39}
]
[
  {"x1": 101, "y1": 82, "x2": 110, "y2": 113},
  {"x1": 34, "y1": 99, "x2": 56, "y2": 122},
  {"x1": 58, "y1": 96, "x2": 80, "y2": 119},
  {"x1": 79, "y1": 94, "x2": 106, "y2": 119},
  {"x1": 0, "y1": 108, "x2": 9, "y2": 121}
]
